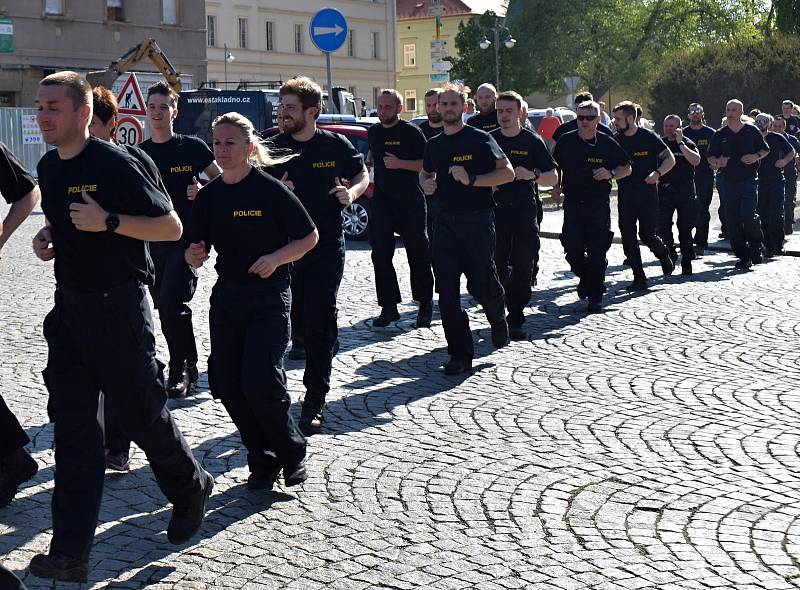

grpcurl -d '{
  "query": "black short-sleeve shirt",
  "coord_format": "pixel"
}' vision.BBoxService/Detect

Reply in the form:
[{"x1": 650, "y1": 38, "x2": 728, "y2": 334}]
[
  {"x1": 552, "y1": 119, "x2": 613, "y2": 142},
  {"x1": 268, "y1": 128, "x2": 364, "y2": 246},
  {"x1": 140, "y1": 134, "x2": 215, "y2": 224},
  {"x1": 0, "y1": 142, "x2": 36, "y2": 205},
  {"x1": 708, "y1": 124, "x2": 770, "y2": 182},
  {"x1": 759, "y1": 131, "x2": 794, "y2": 183},
  {"x1": 614, "y1": 128, "x2": 669, "y2": 194},
  {"x1": 467, "y1": 110, "x2": 499, "y2": 133},
  {"x1": 553, "y1": 131, "x2": 631, "y2": 204},
  {"x1": 659, "y1": 136, "x2": 698, "y2": 190},
  {"x1": 682, "y1": 124, "x2": 715, "y2": 178},
  {"x1": 785, "y1": 115, "x2": 800, "y2": 137},
  {"x1": 38, "y1": 138, "x2": 174, "y2": 293},
  {"x1": 490, "y1": 127, "x2": 556, "y2": 206},
  {"x1": 418, "y1": 121, "x2": 443, "y2": 141},
  {"x1": 188, "y1": 167, "x2": 315, "y2": 289},
  {"x1": 782, "y1": 133, "x2": 800, "y2": 179},
  {"x1": 368, "y1": 119, "x2": 426, "y2": 197},
  {"x1": 422, "y1": 125, "x2": 507, "y2": 214}
]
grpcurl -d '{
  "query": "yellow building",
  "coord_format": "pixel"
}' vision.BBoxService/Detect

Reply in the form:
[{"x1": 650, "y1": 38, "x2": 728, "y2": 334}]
[{"x1": 395, "y1": 0, "x2": 507, "y2": 120}]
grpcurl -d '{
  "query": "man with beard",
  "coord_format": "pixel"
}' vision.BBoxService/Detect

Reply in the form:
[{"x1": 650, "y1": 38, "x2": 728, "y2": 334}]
[
  {"x1": 771, "y1": 116, "x2": 800, "y2": 235},
  {"x1": 707, "y1": 100, "x2": 770, "y2": 270},
  {"x1": 490, "y1": 91, "x2": 557, "y2": 339},
  {"x1": 467, "y1": 83, "x2": 500, "y2": 132},
  {"x1": 612, "y1": 101, "x2": 676, "y2": 291},
  {"x1": 366, "y1": 89, "x2": 434, "y2": 328},
  {"x1": 269, "y1": 77, "x2": 369, "y2": 434},
  {"x1": 754, "y1": 113, "x2": 794, "y2": 257},
  {"x1": 420, "y1": 83, "x2": 514, "y2": 374},
  {"x1": 658, "y1": 115, "x2": 701, "y2": 275},
  {"x1": 418, "y1": 88, "x2": 444, "y2": 252},
  {"x1": 553, "y1": 101, "x2": 631, "y2": 312},
  {"x1": 682, "y1": 103, "x2": 716, "y2": 256}
]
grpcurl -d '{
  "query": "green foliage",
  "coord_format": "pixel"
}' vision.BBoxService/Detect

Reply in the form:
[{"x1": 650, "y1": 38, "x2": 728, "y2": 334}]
[
  {"x1": 775, "y1": 0, "x2": 800, "y2": 33},
  {"x1": 649, "y1": 34, "x2": 800, "y2": 127}
]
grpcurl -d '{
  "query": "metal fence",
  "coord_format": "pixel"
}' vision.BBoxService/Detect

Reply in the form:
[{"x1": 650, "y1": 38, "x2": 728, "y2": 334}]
[{"x1": 0, "y1": 108, "x2": 50, "y2": 177}]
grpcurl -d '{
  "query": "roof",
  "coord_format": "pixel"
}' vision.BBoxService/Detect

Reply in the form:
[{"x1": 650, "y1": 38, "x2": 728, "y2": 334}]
[{"x1": 396, "y1": 0, "x2": 507, "y2": 20}]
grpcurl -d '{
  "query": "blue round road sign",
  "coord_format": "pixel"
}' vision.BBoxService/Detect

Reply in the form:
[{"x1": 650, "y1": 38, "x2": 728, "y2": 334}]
[{"x1": 310, "y1": 8, "x2": 349, "y2": 53}]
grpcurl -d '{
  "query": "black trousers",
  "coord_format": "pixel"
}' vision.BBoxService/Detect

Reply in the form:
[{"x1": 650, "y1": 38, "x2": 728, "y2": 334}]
[
  {"x1": 693, "y1": 172, "x2": 714, "y2": 248},
  {"x1": 533, "y1": 195, "x2": 544, "y2": 280},
  {"x1": 290, "y1": 242, "x2": 345, "y2": 410},
  {"x1": 103, "y1": 401, "x2": 130, "y2": 455},
  {"x1": 432, "y1": 209, "x2": 506, "y2": 361},
  {"x1": 208, "y1": 282, "x2": 305, "y2": 475},
  {"x1": 42, "y1": 282, "x2": 203, "y2": 561},
  {"x1": 758, "y1": 178, "x2": 785, "y2": 254},
  {"x1": 560, "y1": 199, "x2": 613, "y2": 303},
  {"x1": 369, "y1": 192, "x2": 433, "y2": 307},
  {"x1": 723, "y1": 176, "x2": 762, "y2": 261},
  {"x1": 717, "y1": 173, "x2": 728, "y2": 234},
  {"x1": 785, "y1": 176, "x2": 797, "y2": 233},
  {"x1": 617, "y1": 187, "x2": 668, "y2": 279},
  {"x1": 494, "y1": 200, "x2": 539, "y2": 327},
  {"x1": 658, "y1": 184, "x2": 696, "y2": 261},
  {"x1": 149, "y1": 242, "x2": 199, "y2": 372},
  {"x1": 0, "y1": 395, "x2": 29, "y2": 457}
]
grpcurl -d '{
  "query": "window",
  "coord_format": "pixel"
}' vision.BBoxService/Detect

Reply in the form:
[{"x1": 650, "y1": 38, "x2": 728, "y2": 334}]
[
  {"x1": 207, "y1": 15, "x2": 216, "y2": 47},
  {"x1": 162, "y1": 0, "x2": 177, "y2": 25},
  {"x1": 45, "y1": 0, "x2": 63, "y2": 15},
  {"x1": 403, "y1": 44, "x2": 416, "y2": 67},
  {"x1": 266, "y1": 21, "x2": 274, "y2": 51},
  {"x1": 405, "y1": 89, "x2": 417, "y2": 113},
  {"x1": 371, "y1": 31, "x2": 380, "y2": 59},
  {"x1": 238, "y1": 18, "x2": 247, "y2": 49},
  {"x1": 107, "y1": 0, "x2": 124, "y2": 21},
  {"x1": 347, "y1": 31, "x2": 355, "y2": 57},
  {"x1": 294, "y1": 24, "x2": 303, "y2": 53}
]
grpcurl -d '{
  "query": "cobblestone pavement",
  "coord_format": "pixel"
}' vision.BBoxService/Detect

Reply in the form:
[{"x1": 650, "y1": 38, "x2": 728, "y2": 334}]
[{"x1": 2, "y1": 209, "x2": 800, "y2": 589}]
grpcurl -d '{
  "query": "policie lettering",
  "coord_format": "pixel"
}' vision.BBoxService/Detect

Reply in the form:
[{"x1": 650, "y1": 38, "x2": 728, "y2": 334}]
[
  {"x1": 170, "y1": 165, "x2": 193, "y2": 173},
  {"x1": 233, "y1": 210, "x2": 263, "y2": 218},
  {"x1": 452, "y1": 155, "x2": 473, "y2": 163},
  {"x1": 67, "y1": 184, "x2": 98, "y2": 194},
  {"x1": 312, "y1": 161, "x2": 336, "y2": 169}
]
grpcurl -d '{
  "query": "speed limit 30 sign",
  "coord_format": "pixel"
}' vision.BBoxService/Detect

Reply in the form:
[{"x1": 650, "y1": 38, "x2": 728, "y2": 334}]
[{"x1": 115, "y1": 116, "x2": 144, "y2": 146}]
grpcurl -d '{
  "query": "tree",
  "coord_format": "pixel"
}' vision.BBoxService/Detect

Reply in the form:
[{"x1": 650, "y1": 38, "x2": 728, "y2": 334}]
[{"x1": 775, "y1": 0, "x2": 800, "y2": 33}]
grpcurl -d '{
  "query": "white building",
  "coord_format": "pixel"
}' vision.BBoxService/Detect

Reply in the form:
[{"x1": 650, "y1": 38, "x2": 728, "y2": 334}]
[{"x1": 206, "y1": 0, "x2": 397, "y2": 110}]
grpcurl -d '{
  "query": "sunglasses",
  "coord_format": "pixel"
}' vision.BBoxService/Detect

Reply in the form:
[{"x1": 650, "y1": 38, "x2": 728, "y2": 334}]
[
  {"x1": 577, "y1": 115, "x2": 597, "y2": 121},
  {"x1": 755, "y1": 119, "x2": 770, "y2": 126},
  {"x1": 688, "y1": 109, "x2": 703, "y2": 114}
]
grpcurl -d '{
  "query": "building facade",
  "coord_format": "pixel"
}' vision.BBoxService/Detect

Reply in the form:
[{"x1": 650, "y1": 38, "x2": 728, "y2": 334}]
[
  {"x1": 0, "y1": 0, "x2": 207, "y2": 108},
  {"x1": 206, "y1": 0, "x2": 397, "y2": 111}
]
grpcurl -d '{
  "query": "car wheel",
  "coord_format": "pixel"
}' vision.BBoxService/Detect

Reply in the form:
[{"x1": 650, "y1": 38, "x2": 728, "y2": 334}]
[{"x1": 341, "y1": 196, "x2": 371, "y2": 240}]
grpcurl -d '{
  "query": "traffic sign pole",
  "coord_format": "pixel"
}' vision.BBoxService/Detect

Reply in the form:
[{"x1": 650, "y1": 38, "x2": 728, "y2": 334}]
[
  {"x1": 326, "y1": 53, "x2": 334, "y2": 113},
  {"x1": 309, "y1": 8, "x2": 348, "y2": 115}
]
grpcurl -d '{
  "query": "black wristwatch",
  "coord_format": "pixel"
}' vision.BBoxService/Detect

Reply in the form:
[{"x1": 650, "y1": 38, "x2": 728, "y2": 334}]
[
  {"x1": 468, "y1": 173, "x2": 477, "y2": 187},
  {"x1": 105, "y1": 213, "x2": 120, "y2": 233}
]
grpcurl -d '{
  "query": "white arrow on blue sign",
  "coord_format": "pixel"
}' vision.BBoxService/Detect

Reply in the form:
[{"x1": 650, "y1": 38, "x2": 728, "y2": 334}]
[{"x1": 310, "y1": 8, "x2": 349, "y2": 53}]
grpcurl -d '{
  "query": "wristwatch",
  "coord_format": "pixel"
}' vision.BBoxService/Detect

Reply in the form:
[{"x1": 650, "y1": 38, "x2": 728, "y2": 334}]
[
  {"x1": 610, "y1": 168, "x2": 616, "y2": 178},
  {"x1": 105, "y1": 213, "x2": 120, "y2": 233},
  {"x1": 468, "y1": 173, "x2": 477, "y2": 187},
  {"x1": 533, "y1": 169, "x2": 541, "y2": 181}
]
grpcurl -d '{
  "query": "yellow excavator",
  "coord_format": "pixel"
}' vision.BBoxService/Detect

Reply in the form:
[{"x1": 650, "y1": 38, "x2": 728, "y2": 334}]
[{"x1": 86, "y1": 37, "x2": 182, "y2": 92}]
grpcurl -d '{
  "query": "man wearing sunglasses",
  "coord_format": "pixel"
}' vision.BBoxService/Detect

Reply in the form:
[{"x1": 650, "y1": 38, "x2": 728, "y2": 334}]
[
  {"x1": 612, "y1": 101, "x2": 676, "y2": 291},
  {"x1": 771, "y1": 116, "x2": 800, "y2": 235},
  {"x1": 553, "y1": 101, "x2": 631, "y2": 312},
  {"x1": 683, "y1": 103, "x2": 717, "y2": 256},
  {"x1": 754, "y1": 113, "x2": 794, "y2": 257},
  {"x1": 707, "y1": 99, "x2": 770, "y2": 270}
]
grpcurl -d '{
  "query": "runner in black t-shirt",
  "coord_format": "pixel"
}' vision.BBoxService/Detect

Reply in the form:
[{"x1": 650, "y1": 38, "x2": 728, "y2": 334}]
[
  {"x1": 659, "y1": 116, "x2": 702, "y2": 275},
  {"x1": 0, "y1": 142, "x2": 40, "y2": 510},
  {"x1": 781, "y1": 100, "x2": 800, "y2": 137},
  {"x1": 420, "y1": 84, "x2": 514, "y2": 374},
  {"x1": 267, "y1": 77, "x2": 368, "y2": 435},
  {"x1": 683, "y1": 103, "x2": 718, "y2": 254},
  {"x1": 772, "y1": 116, "x2": 800, "y2": 235},
  {"x1": 466, "y1": 83, "x2": 500, "y2": 133},
  {"x1": 140, "y1": 82, "x2": 221, "y2": 398},
  {"x1": 490, "y1": 91, "x2": 557, "y2": 339},
  {"x1": 553, "y1": 101, "x2": 631, "y2": 312},
  {"x1": 29, "y1": 71, "x2": 211, "y2": 583},
  {"x1": 419, "y1": 89, "x2": 445, "y2": 255},
  {"x1": 366, "y1": 90, "x2": 433, "y2": 328},
  {"x1": 187, "y1": 112, "x2": 318, "y2": 490},
  {"x1": 612, "y1": 101, "x2": 676, "y2": 291},
  {"x1": 754, "y1": 114, "x2": 795, "y2": 256},
  {"x1": 708, "y1": 100, "x2": 770, "y2": 269}
]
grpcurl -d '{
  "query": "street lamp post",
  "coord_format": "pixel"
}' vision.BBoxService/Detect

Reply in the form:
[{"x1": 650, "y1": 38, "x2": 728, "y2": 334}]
[
  {"x1": 223, "y1": 43, "x2": 235, "y2": 86},
  {"x1": 479, "y1": 20, "x2": 516, "y2": 89}
]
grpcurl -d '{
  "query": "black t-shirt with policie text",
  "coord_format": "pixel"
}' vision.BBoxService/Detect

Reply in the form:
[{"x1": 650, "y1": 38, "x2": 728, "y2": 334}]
[
  {"x1": 552, "y1": 119, "x2": 613, "y2": 142},
  {"x1": 490, "y1": 127, "x2": 556, "y2": 206},
  {"x1": 418, "y1": 120, "x2": 443, "y2": 141},
  {"x1": 614, "y1": 128, "x2": 669, "y2": 195},
  {"x1": 189, "y1": 167, "x2": 315, "y2": 289},
  {"x1": 140, "y1": 133, "x2": 215, "y2": 224},
  {"x1": 467, "y1": 109, "x2": 499, "y2": 133},
  {"x1": 38, "y1": 137, "x2": 174, "y2": 293},
  {"x1": 759, "y1": 131, "x2": 794, "y2": 183},
  {"x1": 422, "y1": 124, "x2": 507, "y2": 214},
  {"x1": 682, "y1": 124, "x2": 715, "y2": 179},
  {"x1": 785, "y1": 115, "x2": 800, "y2": 137},
  {"x1": 553, "y1": 130, "x2": 631, "y2": 204},
  {"x1": 708, "y1": 124, "x2": 770, "y2": 182},
  {"x1": 659, "y1": 136, "x2": 698, "y2": 190},
  {"x1": 0, "y1": 142, "x2": 36, "y2": 205},
  {"x1": 368, "y1": 119, "x2": 426, "y2": 197},
  {"x1": 268, "y1": 128, "x2": 364, "y2": 246}
]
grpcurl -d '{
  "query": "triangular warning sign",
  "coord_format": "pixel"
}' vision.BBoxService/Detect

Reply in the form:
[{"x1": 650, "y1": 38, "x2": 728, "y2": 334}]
[{"x1": 117, "y1": 73, "x2": 147, "y2": 116}]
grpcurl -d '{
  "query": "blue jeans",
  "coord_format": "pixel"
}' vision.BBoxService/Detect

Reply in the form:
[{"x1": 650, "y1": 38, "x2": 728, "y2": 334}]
[{"x1": 723, "y1": 176, "x2": 762, "y2": 261}]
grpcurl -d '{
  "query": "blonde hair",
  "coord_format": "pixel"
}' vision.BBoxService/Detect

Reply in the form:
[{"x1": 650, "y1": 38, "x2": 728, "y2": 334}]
[{"x1": 212, "y1": 112, "x2": 294, "y2": 168}]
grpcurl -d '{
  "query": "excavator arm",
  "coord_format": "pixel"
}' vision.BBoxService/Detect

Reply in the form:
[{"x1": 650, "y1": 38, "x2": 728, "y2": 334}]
[{"x1": 86, "y1": 38, "x2": 182, "y2": 92}]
